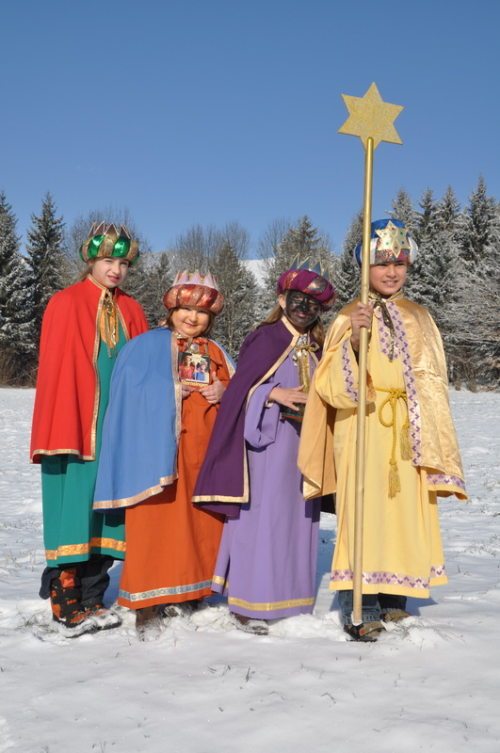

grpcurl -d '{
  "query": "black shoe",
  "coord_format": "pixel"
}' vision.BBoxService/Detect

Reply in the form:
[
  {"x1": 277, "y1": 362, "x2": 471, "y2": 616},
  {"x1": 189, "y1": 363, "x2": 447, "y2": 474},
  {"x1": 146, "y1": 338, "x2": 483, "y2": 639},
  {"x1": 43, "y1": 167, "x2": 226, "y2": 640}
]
[{"x1": 344, "y1": 621, "x2": 384, "y2": 642}]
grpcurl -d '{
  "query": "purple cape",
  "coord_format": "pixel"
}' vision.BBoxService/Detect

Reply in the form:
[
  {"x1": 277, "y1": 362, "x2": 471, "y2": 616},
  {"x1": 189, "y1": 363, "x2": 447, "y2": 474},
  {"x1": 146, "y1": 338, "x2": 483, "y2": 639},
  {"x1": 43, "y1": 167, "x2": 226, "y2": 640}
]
[{"x1": 193, "y1": 319, "x2": 296, "y2": 517}]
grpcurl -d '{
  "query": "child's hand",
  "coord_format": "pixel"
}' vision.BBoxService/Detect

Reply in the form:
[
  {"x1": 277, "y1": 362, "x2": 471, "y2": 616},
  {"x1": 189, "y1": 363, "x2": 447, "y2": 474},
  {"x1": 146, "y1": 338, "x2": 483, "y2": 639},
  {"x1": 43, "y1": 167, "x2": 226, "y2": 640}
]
[
  {"x1": 350, "y1": 302, "x2": 374, "y2": 352},
  {"x1": 268, "y1": 386, "x2": 307, "y2": 411},
  {"x1": 182, "y1": 385, "x2": 193, "y2": 399},
  {"x1": 200, "y1": 372, "x2": 225, "y2": 404}
]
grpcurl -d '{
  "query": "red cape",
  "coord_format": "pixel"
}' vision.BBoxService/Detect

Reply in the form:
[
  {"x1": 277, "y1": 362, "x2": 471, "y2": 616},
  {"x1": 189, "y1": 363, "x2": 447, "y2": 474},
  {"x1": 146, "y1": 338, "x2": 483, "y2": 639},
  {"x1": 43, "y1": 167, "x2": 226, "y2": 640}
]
[{"x1": 30, "y1": 276, "x2": 148, "y2": 463}]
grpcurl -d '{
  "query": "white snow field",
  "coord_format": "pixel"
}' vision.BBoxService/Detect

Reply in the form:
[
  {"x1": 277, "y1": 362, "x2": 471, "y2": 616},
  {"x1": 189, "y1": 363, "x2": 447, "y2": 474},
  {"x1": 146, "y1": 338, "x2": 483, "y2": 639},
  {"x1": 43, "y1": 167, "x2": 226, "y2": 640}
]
[{"x1": 0, "y1": 387, "x2": 499, "y2": 753}]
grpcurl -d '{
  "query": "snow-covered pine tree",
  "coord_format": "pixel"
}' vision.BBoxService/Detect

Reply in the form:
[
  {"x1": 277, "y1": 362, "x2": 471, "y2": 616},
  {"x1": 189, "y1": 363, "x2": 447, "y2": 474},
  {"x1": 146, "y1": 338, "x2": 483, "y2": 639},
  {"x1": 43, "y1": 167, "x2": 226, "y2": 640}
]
[
  {"x1": 390, "y1": 189, "x2": 419, "y2": 239},
  {"x1": 25, "y1": 193, "x2": 68, "y2": 352},
  {"x1": 404, "y1": 190, "x2": 442, "y2": 314},
  {"x1": 479, "y1": 202, "x2": 500, "y2": 386},
  {"x1": 0, "y1": 193, "x2": 36, "y2": 384},
  {"x1": 333, "y1": 210, "x2": 362, "y2": 312},
  {"x1": 211, "y1": 241, "x2": 258, "y2": 359},
  {"x1": 120, "y1": 252, "x2": 150, "y2": 313},
  {"x1": 431, "y1": 187, "x2": 467, "y2": 382},
  {"x1": 0, "y1": 191, "x2": 21, "y2": 337},
  {"x1": 459, "y1": 176, "x2": 497, "y2": 271},
  {"x1": 452, "y1": 179, "x2": 500, "y2": 388},
  {"x1": 139, "y1": 251, "x2": 173, "y2": 327}
]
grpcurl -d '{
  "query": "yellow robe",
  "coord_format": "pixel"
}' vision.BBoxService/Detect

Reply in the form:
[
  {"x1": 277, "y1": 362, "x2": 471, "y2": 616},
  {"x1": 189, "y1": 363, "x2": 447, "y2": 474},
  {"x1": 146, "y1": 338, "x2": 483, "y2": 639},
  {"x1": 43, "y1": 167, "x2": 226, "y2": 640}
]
[{"x1": 299, "y1": 297, "x2": 467, "y2": 598}]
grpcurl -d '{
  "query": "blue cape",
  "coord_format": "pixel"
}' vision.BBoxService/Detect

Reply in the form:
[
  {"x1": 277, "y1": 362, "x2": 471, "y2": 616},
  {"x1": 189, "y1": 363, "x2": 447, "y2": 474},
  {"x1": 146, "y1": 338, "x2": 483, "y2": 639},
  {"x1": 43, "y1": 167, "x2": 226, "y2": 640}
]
[{"x1": 93, "y1": 328, "x2": 180, "y2": 510}]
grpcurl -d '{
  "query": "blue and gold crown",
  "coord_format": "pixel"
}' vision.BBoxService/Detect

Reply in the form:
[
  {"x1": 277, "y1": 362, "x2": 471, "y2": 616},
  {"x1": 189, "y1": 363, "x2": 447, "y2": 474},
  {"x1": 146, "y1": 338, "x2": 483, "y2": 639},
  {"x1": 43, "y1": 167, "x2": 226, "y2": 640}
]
[{"x1": 353, "y1": 219, "x2": 418, "y2": 266}]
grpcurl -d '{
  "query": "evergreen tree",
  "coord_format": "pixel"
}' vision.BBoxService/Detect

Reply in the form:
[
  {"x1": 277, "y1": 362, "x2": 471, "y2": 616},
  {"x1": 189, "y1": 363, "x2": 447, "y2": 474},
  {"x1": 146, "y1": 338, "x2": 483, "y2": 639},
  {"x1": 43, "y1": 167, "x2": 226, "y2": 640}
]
[
  {"x1": 479, "y1": 206, "x2": 500, "y2": 386},
  {"x1": 0, "y1": 193, "x2": 36, "y2": 384},
  {"x1": 405, "y1": 190, "x2": 443, "y2": 314},
  {"x1": 430, "y1": 187, "x2": 467, "y2": 380},
  {"x1": 139, "y1": 251, "x2": 173, "y2": 327},
  {"x1": 121, "y1": 253, "x2": 150, "y2": 310},
  {"x1": 211, "y1": 241, "x2": 258, "y2": 358},
  {"x1": 459, "y1": 176, "x2": 497, "y2": 270},
  {"x1": 460, "y1": 198, "x2": 500, "y2": 388},
  {"x1": 0, "y1": 192, "x2": 21, "y2": 336},
  {"x1": 435, "y1": 190, "x2": 464, "y2": 299},
  {"x1": 333, "y1": 210, "x2": 362, "y2": 312},
  {"x1": 26, "y1": 193, "x2": 68, "y2": 350},
  {"x1": 391, "y1": 189, "x2": 419, "y2": 238},
  {"x1": 437, "y1": 186, "x2": 464, "y2": 238},
  {"x1": 449, "y1": 180, "x2": 500, "y2": 387}
]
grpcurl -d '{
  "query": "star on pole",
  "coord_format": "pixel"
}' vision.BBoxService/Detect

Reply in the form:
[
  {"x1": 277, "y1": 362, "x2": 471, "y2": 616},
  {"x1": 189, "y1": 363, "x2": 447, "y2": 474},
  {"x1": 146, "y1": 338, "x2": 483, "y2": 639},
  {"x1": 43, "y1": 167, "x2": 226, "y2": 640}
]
[{"x1": 338, "y1": 82, "x2": 403, "y2": 149}]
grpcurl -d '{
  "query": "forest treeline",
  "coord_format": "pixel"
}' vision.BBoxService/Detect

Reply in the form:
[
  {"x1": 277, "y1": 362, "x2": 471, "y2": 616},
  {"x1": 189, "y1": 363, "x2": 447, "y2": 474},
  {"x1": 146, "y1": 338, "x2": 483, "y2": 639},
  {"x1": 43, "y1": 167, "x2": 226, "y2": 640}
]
[{"x1": 0, "y1": 178, "x2": 498, "y2": 389}]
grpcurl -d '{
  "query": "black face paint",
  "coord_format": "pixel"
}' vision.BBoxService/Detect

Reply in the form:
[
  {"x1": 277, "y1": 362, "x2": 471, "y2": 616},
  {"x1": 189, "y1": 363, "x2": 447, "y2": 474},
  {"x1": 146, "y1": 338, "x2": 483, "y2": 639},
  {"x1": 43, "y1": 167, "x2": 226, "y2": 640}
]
[{"x1": 284, "y1": 291, "x2": 321, "y2": 331}]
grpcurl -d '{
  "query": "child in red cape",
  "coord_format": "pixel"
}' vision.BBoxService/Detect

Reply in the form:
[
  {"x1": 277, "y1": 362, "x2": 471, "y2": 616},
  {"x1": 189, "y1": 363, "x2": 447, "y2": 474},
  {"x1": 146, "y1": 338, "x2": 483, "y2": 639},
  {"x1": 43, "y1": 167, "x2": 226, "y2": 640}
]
[{"x1": 30, "y1": 222, "x2": 148, "y2": 635}]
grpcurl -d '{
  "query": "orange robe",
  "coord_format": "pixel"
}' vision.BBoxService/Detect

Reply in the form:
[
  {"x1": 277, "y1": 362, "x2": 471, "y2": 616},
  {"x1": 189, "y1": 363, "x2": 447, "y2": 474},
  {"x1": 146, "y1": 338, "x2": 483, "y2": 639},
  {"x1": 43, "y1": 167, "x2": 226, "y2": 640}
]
[{"x1": 118, "y1": 340, "x2": 231, "y2": 609}]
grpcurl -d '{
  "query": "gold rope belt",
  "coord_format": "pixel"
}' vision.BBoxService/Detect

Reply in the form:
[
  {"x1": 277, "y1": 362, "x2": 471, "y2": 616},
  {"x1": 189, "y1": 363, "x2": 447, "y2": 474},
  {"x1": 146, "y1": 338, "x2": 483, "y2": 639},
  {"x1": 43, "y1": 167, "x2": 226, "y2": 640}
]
[{"x1": 375, "y1": 387, "x2": 411, "y2": 498}]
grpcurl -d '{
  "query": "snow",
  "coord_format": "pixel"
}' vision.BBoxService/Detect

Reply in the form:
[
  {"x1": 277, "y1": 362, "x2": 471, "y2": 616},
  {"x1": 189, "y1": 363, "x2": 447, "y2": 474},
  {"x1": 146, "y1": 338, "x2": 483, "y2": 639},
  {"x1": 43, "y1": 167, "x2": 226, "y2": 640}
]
[
  {"x1": 0, "y1": 387, "x2": 499, "y2": 753},
  {"x1": 244, "y1": 258, "x2": 267, "y2": 286}
]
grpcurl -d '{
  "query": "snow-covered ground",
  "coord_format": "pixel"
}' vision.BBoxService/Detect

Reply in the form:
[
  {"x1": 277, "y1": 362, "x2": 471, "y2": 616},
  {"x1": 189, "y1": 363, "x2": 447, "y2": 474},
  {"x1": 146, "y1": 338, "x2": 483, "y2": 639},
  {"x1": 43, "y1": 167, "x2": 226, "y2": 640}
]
[{"x1": 0, "y1": 387, "x2": 499, "y2": 753}]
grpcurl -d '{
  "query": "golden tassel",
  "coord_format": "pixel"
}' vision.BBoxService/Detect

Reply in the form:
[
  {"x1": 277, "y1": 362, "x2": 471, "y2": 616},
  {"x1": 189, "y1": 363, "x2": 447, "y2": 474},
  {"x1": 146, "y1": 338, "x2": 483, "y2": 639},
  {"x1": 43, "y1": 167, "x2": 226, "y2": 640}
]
[
  {"x1": 388, "y1": 460, "x2": 401, "y2": 498},
  {"x1": 400, "y1": 417, "x2": 411, "y2": 460},
  {"x1": 99, "y1": 291, "x2": 118, "y2": 355},
  {"x1": 376, "y1": 386, "x2": 410, "y2": 494},
  {"x1": 297, "y1": 349, "x2": 311, "y2": 393}
]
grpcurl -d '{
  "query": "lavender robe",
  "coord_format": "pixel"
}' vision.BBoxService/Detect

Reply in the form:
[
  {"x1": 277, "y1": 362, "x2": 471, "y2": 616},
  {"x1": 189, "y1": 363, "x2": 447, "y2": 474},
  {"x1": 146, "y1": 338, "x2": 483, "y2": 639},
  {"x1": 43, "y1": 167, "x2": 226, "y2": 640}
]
[{"x1": 212, "y1": 354, "x2": 321, "y2": 619}]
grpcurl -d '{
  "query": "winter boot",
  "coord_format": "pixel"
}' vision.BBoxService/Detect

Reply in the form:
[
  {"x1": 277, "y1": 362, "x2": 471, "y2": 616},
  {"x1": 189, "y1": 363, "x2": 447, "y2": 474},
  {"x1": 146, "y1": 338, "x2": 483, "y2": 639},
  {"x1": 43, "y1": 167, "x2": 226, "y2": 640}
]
[
  {"x1": 49, "y1": 568, "x2": 97, "y2": 635},
  {"x1": 161, "y1": 599, "x2": 202, "y2": 620},
  {"x1": 231, "y1": 613, "x2": 269, "y2": 636},
  {"x1": 136, "y1": 606, "x2": 164, "y2": 641},
  {"x1": 84, "y1": 603, "x2": 122, "y2": 630}
]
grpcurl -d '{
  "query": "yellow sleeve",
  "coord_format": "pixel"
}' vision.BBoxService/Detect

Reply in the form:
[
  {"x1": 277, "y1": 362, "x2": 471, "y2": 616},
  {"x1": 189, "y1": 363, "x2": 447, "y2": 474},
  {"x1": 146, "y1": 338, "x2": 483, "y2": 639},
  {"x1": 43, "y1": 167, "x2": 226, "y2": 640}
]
[{"x1": 314, "y1": 313, "x2": 375, "y2": 410}]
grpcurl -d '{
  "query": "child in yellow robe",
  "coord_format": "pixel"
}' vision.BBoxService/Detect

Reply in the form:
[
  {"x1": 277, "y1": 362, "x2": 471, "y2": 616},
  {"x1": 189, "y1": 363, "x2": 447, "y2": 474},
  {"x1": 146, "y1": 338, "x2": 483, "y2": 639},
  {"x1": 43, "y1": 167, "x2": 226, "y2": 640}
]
[{"x1": 299, "y1": 219, "x2": 467, "y2": 641}]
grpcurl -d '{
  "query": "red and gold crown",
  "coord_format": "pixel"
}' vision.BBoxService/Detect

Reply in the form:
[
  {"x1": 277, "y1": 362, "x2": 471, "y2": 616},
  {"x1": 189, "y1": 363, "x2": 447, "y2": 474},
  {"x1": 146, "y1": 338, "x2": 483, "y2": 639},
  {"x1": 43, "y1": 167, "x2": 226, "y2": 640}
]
[
  {"x1": 163, "y1": 270, "x2": 224, "y2": 315},
  {"x1": 277, "y1": 258, "x2": 335, "y2": 310}
]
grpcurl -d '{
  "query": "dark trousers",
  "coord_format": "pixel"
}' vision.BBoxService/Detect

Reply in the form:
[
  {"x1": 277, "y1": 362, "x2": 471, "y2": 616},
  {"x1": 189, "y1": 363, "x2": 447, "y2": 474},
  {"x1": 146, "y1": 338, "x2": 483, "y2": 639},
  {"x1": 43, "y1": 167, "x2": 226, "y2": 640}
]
[
  {"x1": 39, "y1": 556, "x2": 114, "y2": 608},
  {"x1": 338, "y1": 590, "x2": 407, "y2": 625}
]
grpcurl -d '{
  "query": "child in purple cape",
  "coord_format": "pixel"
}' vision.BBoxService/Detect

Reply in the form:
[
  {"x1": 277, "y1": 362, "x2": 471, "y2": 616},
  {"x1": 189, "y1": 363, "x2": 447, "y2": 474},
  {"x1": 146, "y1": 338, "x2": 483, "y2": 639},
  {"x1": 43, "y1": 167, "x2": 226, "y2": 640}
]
[{"x1": 193, "y1": 263, "x2": 335, "y2": 634}]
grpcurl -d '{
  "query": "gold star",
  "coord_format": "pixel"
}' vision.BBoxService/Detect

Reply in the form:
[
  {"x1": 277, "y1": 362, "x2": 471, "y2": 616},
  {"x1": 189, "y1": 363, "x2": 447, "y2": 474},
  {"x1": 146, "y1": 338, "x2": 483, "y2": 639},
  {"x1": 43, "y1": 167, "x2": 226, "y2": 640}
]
[
  {"x1": 338, "y1": 82, "x2": 403, "y2": 150},
  {"x1": 375, "y1": 221, "x2": 410, "y2": 255}
]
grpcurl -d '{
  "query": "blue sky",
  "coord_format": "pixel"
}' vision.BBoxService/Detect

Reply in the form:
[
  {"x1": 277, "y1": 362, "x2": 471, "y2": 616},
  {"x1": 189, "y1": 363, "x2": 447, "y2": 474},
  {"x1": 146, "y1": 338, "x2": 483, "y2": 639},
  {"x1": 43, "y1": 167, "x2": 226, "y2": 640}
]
[{"x1": 1, "y1": 0, "x2": 499, "y2": 256}]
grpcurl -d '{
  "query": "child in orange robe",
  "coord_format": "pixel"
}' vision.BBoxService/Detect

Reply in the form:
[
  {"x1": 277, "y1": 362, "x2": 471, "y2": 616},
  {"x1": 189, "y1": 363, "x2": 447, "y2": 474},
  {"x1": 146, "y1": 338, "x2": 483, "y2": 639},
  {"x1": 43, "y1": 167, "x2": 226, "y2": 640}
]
[{"x1": 93, "y1": 272, "x2": 233, "y2": 639}]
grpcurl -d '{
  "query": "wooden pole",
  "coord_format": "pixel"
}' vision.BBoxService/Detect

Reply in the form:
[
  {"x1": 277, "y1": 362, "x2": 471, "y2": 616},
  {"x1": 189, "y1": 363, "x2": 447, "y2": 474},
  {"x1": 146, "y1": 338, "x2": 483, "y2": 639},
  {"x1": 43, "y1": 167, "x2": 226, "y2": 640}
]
[
  {"x1": 352, "y1": 136, "x2": 374, "y2": 626},
  {"x1": 337, "y1": 82, "x2": 404, "y2": 627}
]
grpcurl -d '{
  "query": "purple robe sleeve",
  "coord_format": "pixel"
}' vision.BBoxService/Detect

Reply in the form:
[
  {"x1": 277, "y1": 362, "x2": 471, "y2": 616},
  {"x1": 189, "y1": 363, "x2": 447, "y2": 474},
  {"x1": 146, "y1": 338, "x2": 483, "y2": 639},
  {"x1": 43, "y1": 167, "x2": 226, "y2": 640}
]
[{"x1": 244, "y1": 379, "x2": 281, "y2": 449}]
